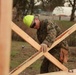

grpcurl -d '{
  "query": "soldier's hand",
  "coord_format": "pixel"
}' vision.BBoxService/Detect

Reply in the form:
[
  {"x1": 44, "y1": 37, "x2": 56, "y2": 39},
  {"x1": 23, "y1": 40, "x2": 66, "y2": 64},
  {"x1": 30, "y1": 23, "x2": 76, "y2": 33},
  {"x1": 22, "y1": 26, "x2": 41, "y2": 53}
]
[
  {"x1": 40, "y1": 44, "x2": 47, "y2": 53},
  {"x1": 60, "y1": 48, "x2": 68, "y2": 63}
]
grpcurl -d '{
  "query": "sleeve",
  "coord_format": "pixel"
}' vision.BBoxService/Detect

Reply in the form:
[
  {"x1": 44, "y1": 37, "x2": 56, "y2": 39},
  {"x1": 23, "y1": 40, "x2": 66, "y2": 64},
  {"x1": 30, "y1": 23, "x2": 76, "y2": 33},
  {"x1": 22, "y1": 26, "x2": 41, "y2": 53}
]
[
  {"x1": 53, "y1": 22, "x2": 62, "y2": 35},
  {"x1": 42, "y1": 24, "x2": 57, "y2": 47},
  {"x1": 54, "y1": 23, "x2": 69, "y2": 51}
]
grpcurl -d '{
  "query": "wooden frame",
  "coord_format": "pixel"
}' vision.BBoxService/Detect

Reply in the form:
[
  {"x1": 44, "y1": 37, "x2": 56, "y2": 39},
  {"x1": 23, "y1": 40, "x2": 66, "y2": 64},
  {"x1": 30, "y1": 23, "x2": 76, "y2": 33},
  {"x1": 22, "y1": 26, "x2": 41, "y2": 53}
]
[
  {"x1": 0, "y1": 0, "x2": 76, "y2": 75},
  {"x1": 10, "y1": 22, "x2": 76, "y2": 75}
]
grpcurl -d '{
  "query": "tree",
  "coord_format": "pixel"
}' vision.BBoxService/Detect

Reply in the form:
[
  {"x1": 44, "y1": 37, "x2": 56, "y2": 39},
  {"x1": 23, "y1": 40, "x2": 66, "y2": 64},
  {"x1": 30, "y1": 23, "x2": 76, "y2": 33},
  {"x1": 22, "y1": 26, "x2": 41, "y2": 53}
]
[
  {"x1": 13, "y1": 0, "x2": 64, "y2": 20},
  {"x1": 41, "y1": 0, "x2": 64, "y2": 11},
  {"x1": 13, "y1": 0, "x2": 35, "y2": 20},
  {"x1": 69, "y1": 0, "x2": 76, "y2": 21}
]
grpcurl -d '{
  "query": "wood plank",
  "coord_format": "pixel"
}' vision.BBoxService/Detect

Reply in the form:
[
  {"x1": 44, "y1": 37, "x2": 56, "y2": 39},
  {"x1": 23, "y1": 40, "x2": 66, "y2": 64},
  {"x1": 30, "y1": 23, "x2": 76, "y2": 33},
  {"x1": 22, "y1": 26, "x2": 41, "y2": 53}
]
[
  {"x1": 0, "y1": 0, "x2": 12, "y2": 75},
  {"x1": 11, "y1": 22, "x2": 76, "y2": 75},
  {"x1": 37, "y1": 71, "x2": 76, "y2": 75}
]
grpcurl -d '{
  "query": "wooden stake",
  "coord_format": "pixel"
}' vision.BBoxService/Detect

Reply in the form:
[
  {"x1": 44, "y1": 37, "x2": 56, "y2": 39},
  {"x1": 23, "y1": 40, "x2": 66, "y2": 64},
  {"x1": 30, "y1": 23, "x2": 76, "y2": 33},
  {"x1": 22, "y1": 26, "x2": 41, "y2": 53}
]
[{"x1": 0, "y1": 0, "x2": 12, "y2": 75}]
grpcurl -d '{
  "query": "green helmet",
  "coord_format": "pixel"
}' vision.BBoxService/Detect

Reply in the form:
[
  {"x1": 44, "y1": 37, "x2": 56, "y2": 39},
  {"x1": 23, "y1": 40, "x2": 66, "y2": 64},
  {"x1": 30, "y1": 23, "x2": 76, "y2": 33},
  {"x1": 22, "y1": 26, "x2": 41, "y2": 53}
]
[{"x1": 23, "y1": 15, "x2": 34, "y2": 27}]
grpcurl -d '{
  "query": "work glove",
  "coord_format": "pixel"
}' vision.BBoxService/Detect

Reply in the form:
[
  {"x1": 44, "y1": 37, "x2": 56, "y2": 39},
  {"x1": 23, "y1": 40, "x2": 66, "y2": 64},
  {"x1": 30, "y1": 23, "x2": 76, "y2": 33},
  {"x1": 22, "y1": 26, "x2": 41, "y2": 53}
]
[
  {"x1": 60, "y1": 48, "x2": 68, "y2": 63},
  {"x1": 40, "y1": 43, "x2": 47, "y2": 53}
]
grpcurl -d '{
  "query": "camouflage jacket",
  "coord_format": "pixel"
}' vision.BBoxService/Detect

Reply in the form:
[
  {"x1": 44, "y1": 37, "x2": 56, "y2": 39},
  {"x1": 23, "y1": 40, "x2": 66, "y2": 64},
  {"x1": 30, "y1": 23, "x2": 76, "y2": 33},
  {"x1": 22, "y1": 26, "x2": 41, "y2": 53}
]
[{"x1": 37, "y1": 19, "x2": 68, "y2": 50}]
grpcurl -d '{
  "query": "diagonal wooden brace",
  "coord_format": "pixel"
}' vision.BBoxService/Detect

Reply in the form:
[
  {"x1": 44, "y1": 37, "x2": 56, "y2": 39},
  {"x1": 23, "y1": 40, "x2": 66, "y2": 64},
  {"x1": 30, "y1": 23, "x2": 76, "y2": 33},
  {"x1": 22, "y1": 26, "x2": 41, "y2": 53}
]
[
  {"x1": 10, "y1": 22, "x2": 76, "y2": 75},
  {"x1": 10, "y1": 51, "x2": 43, "y2": 75}
]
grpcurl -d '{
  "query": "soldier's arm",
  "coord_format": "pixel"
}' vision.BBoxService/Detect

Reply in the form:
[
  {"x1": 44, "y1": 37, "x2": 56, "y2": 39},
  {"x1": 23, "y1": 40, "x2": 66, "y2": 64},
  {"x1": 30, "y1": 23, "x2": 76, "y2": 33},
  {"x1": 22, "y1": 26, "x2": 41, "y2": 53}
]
[{"x1": 42, "y1": 24, "x2": 57, "y2": 47}]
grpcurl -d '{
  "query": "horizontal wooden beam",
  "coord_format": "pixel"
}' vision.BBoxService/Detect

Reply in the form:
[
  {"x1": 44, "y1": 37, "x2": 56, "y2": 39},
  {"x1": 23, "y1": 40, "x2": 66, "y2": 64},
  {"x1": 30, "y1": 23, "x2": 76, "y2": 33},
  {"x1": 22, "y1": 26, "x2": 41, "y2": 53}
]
[{"x1": 37, "y1": 71, "x2": 76, "y2": 75}]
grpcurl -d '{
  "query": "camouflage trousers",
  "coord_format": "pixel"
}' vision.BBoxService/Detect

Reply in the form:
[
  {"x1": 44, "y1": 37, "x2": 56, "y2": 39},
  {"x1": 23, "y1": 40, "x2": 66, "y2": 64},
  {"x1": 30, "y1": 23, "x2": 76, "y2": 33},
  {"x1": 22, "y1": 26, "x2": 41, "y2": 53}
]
[{"x1": 40, "y1": 48, "x2": 62, "y2": 73}]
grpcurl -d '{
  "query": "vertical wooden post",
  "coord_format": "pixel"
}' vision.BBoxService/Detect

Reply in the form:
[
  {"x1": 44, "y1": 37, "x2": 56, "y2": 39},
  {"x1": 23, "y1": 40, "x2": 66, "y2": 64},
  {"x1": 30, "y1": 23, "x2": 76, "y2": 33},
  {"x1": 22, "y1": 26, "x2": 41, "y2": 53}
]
[{"x1": 0, "y1": 0, "x2": 12, "y2": 75}]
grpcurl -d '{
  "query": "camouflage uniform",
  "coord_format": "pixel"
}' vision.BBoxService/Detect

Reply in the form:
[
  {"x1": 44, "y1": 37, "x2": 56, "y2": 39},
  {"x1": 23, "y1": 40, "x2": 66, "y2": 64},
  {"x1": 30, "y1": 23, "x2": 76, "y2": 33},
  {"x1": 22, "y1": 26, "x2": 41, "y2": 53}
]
[{"x1": 37, "y1": 19, "x2": 68, "y2": 73}]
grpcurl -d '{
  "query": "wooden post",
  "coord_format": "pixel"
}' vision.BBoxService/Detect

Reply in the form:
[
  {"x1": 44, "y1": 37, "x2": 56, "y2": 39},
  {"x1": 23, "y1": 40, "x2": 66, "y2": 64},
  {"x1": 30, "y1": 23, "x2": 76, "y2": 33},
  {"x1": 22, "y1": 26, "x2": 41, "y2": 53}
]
[{"x1": 0, "y1": 0, "x2": 12, "y2": 75}]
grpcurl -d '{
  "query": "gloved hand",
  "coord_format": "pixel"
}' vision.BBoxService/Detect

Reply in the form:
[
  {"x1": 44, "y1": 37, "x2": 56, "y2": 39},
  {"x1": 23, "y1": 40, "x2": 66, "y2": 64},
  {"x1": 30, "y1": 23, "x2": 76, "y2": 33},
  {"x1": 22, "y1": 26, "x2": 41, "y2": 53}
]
[
  {"x1": 60, "y1": 48, "x2": 68, "y2": 63},
  {"x1": 40, "y1": 43, "x2": 47, "y2": 53}
]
